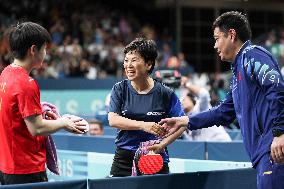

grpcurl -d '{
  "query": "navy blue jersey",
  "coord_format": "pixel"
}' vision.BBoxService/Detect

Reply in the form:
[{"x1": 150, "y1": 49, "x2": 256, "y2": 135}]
[
  {"x1": 189, "y1": 41, "x2": 284, "y2": 166},
  {"x1": 108, "y1": 79, "x2": 185, "y2": 162}
]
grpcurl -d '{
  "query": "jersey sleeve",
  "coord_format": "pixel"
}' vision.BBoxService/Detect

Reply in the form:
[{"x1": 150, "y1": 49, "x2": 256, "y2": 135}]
[
  {"x1": 108, "y1": 83, "x2": 123, "y2": 114},
  {"x1": 244, "y1": 49, "x2": 284, "y2": 130},
  {"x1": 17, "y1": 80, "x2": 42, "y2": 118},
  {"x1": 168, "y1": 92, "x2": 185, "y2": 117},
  {"x1": 189, "y1": 90, "x2": 236, "y2": 130}
]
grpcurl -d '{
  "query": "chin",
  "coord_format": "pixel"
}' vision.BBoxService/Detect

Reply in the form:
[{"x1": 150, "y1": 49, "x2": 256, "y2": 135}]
[
  {"x1": 126, "y1": 75, "x2": 136, "y2": 81},
  {"x1": 220, "y1": 57, "x2": 228, "y2": 62}
]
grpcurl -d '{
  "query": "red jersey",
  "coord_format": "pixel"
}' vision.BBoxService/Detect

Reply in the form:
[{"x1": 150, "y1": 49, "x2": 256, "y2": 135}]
[{"x1": 0, "y1": 65, "x2": 46, "y2": 174}]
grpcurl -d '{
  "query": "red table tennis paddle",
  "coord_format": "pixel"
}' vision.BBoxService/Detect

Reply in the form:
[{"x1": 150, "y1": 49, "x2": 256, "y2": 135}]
[{"x1": 138, "y1": 153, "x2": 163, "y2": 175}]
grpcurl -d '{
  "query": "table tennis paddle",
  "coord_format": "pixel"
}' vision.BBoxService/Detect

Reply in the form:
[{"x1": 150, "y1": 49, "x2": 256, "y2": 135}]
[{"x1": 138, "y1": 153, "x2": 163, "y2": 175}]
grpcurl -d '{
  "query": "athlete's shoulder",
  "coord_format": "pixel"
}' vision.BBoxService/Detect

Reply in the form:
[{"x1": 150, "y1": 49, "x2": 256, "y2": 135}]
[
  {"x1": 242, "y1": 43, "x2": 271, "y2": 60},
  {"x1": 113, "y1": 79, "x2": 128, "y2": 88},
  {"x1": 154, "y1": 80, "x2": 174, "y2": 93},
  {"x1": 112, "y1": 79, "x2": 129, "y2": 93}
]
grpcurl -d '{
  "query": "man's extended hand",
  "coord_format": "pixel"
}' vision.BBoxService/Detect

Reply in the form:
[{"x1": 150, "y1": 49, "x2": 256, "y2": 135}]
[
  {"x1": 159, "y1": 116, "x2": 189, "y2": 137},
  {"x1": 271, "y1": 134, "x2": 284, "y2": 164},
  {"x1": 143, "y1": 122, "x2": 168, "y2": 137}
]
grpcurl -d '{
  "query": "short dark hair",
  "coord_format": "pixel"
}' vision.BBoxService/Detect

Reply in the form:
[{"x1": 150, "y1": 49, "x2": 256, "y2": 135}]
[
  {"x1": 124, "y1": 38, "x2": 158, "y2": 74},
  {"x1": 212, "y1": 11, "x2": 252, "y2": 43},
  {"x1": 9, "y1": 22, "x2": 51, "y2": 59}
]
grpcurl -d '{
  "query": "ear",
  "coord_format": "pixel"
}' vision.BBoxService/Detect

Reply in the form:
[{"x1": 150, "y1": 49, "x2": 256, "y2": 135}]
[
  {"x1": 228, "y1": 29, "x2": 237, "y2": 41},
  {"x1": 29, "y1": 45, "x2": 37, "y2": 57},
  {"x1": 146, "y1": 61, "x2": 153, "y2": 71}
]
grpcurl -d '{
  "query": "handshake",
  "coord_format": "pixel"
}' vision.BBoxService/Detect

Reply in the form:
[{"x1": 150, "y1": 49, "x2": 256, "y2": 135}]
[
  {"x1": 145, "y1": 116, "x2": 189, "y2": 137},
  {"x1": 42, "y1": 102, "x2": 89, "y2": 134}
]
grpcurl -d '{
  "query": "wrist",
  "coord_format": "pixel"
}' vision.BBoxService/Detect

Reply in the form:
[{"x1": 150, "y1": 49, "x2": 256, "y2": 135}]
[
  {"x1": 138, "y1": 121, "x2": 146, "y2": 131},
  {"x1": 184, "y1": 116, "x2": 189, "y2": 125},
  {"x1": 59, "y1": 117, "x2": 69, "y2": 129},
  {"x1": 159, "y1": 142, "x2": 167, "y2": 149},
  {"x1": 272, "y1": 128, "x2": 284, "y2": 137}
]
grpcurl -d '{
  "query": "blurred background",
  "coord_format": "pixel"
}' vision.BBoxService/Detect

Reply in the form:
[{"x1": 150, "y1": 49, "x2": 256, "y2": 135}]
[
  {"x1": 1, "y1": 0, "x2": 284, "y2": 124},
  {"x1": 0, "y1": 0, "x2": 284, "y2": 113},
  {"x1": 1, "y1": 0, "x2": 284, "y2": 185}
]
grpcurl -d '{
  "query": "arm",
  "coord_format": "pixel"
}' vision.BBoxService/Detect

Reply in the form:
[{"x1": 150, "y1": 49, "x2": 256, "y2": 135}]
[
  {"x1": 108, "y1": 112, "x2": 149, "y2": 130},
  {"x1": 160, "y1": 91, "x2": 236, "y2": 134},
  {"x1": 245, "y1": 52, "x2": 284, "y2": 131},
  {"x1": 108, "y1": 112, "x2": 164, "y2": 136},
  {"x1": 108, "y1": 84, "x2": 166, "y2": 136},
  {"x1": 149, "y1": 93, "x2": 187, "y2": 152},
  {"x1": 246, "y1": 50, "x2": 284, "y2": 163},
  {"x1": 189, "y1": 90, "x2": 236, "y2": 130},
  {"x1": 25, "y1": 114, "x2": 84, "y2": 136},
  {"x1": 148, "y1": 127, "x2": 186, "y2": 153}
]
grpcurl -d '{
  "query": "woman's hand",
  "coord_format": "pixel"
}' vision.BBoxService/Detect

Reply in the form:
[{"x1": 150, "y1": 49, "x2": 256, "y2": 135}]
[
  {"x1": 142, "y1": 122, "x2": 167, "y2": 137},
  {"x1": 147, "y1": 143, "x2": 166, "y2": 154}
]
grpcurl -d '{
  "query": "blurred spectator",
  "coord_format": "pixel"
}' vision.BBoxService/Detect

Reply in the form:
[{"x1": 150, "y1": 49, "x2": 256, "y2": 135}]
[
  {"x1": 88, "y1": 119, "x2": 104, "y2": 136},
  {"x1": 167, "y1": 55, "x2": 180, "y2": 69},
  {"x1": 159, "y1": 43, "x2": 172, "y2": 68},
  {"x1": 265, "y1": 30, "x2": 276, "y2": 47},
  {"x1": 181, "y1": 77, "x2": 231, "y2": 141},
  {"x1": 177, "y1": 52, "x2": 195, "y2": 76},
  {"x1": 49, "y1": 20, "x2": 65, "y2": 45}
]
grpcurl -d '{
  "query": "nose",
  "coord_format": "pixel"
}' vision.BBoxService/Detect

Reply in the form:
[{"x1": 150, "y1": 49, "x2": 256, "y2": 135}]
[
  {"x1": 123, "y1": 61, "x2": 133, "y2": 68},
  {"x1": 214, "y1": 42, "x2": 218, "y2": 49}
]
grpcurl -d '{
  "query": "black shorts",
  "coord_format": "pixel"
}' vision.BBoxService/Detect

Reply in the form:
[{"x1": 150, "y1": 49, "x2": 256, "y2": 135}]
[
  {"x1": 110, "y1": 147, "x2": 169, "y2": 177},
  {"x1": 0, "y1": 170, "x2": 48, "y2": 185}
]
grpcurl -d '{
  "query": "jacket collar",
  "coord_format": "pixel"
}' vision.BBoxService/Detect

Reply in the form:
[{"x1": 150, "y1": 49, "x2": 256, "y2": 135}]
[{"x1": 231, "y1": 40, "x2": 251, "y2": 73}]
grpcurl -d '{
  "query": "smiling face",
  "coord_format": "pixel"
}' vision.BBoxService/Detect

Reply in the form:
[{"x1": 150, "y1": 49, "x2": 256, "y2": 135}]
[
  {"x1": 213, "y1": 27, "x2": 235, "y2": 62},
  {"x1": 123, "y1": 50, "x2": 152, "y2": 81}
]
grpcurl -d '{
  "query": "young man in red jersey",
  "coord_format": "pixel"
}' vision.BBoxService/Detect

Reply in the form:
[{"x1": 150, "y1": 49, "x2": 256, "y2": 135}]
[{"x1": 0, "y1": 22, "x2": 85, "y2": 185}]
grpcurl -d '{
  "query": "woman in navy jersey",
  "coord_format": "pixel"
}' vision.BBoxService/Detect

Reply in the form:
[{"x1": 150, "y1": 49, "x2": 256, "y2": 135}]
[{"x1": 108, "y1": 38, "x2": 186, "y2": 177}]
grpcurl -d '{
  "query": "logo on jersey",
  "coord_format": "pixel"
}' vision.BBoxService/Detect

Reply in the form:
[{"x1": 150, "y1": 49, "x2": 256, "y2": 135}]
[
  {"x1": 122, "y1": 110, "x2": 127, "y2": 115},
  {"x1": 146, "y1": 112, "x2": 165, "y2": 116}
]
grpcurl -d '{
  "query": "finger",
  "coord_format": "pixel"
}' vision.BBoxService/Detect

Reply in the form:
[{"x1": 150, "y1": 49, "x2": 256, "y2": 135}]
[
  {"x1": 75, "y1": 125, "x2": 88, "y2": 130},
  {"x1": 277, "y1": 148, "x2": 284, "y2": 164},
  {"x1": 148, "y1": 128, "x2": 158, "y2": 136},
  {"x1": 271, "y1": 147, "x2": 277, "y2": 162},
  {"x1": 159, "y1": 118, "x2": 169, "y2": 125},
  {"x1": 63, "y1": 114, "x2": 83, "y2": 121},
  {"x1": 46, "y1": 111, "x2": 58, "y2": 120},
  {"x1": 75, "y1": 121, "x2": 87, "y2": 126},
  {"x1": 153, "y1": 125, "x2": 167, "y2": 137},
  {"x1": 277, "y1": 147, "x2": 284, "y2": 163},
  {"x1": 275, "y1": 147, "x2": 282, "y2": 163},
  {"x1": 271, "y1": 151, "x2": 276, "y2": 162},
  {"x1": 164, "y1": 128, "x2": 176, "y2": 138},
  {"x1": 69, "y1": 117, "x2": 83, "y2": 122},
  {"x1": 153, "y1": 124, "x2": 166, "y2": 133},
  {"x1": 279, "y1": 148, "x2": 284, "y2": 164},
  {"x1": 71, "y1": 127, "x2": 85, "y2": 134},
  {"x1": 161, "y1": 123, "x2": 171, "y2": 132}
]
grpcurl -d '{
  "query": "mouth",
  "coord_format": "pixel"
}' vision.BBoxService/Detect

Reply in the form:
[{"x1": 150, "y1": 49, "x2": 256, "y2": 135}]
[
  {"x1": 217, "y1": 51, "x2": 221, "y2": 57},
  {"x1": 126, "y1": 70, "x2": 136, "y2": 77}
]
